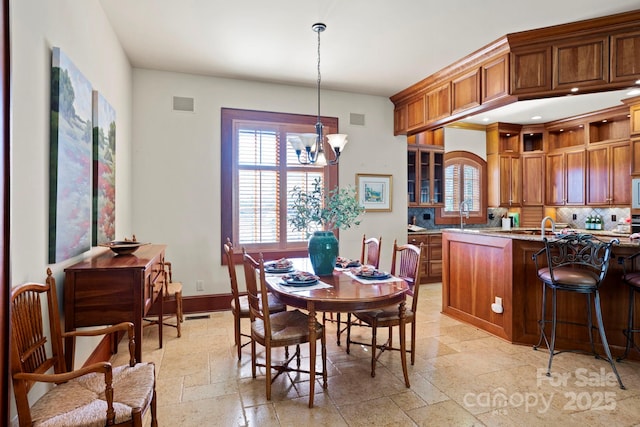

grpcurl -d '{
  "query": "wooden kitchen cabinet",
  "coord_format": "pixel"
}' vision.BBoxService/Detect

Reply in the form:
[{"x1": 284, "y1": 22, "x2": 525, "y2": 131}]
[
  {"x1": 407, "y1": 144, "x2": 444, "y2": 206},
  {"x1": 545, "y1": 149, "x2": 585, "y2": 206},
  {"x1": 521, "y1": 153, "x2": 545, "y2": 206},
  {"x1": 487, "y1": 123, "x2": 522, "y2": 207},
  {"x1": 452, "y1": 68, "x2": 480, "y2": 114},
  {"x1": 611, "y1": 30, "x2": 640, "y2": 83},
  {"x1": 64, "y1": 244, "x2": 167, "y2": 369},
  {"x1": 586, "y1": 142, "x2": 631, "y2": 205},
  {"x1": 489, "y1": 154, "x2": 521, "y2": 207},
  {"x1": 482, "y1": 54, "x2": 510, "y2": 104},
  {"x1": 408, "y1": 233, "x2": 442, "y2": 284},
  {"x1": 394, "y1": 103, "x2": 408, "y2": 135},
  {"x1": 632, "y1": 137, "x2": 640, "y2": 175},
  {"x1": 629, "y1": 100, "x2": 640, "y2": 136},
  {"x1": 406, "y1": 94, "x2": 427, "y2": 132},
  {"x1": 510, "y1": 45, "x2": 552, "y2": 95},
  {"x1": 552, "y1": 35, "x2": 609, "y2": 91}
]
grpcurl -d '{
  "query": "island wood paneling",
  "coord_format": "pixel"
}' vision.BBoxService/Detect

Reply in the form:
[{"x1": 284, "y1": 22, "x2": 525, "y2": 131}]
[
  {"x1": 443, "y1": 230, "x2": 640, "y2": 360},
  {"x1": 442, "y1": 232, "x2": 512, "y2": 340}
]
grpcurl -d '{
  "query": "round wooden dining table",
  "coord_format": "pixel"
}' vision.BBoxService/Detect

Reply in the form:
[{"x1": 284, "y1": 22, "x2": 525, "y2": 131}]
[{"x1": 263, "y1": 258, "x2": 409, "y2": 407}]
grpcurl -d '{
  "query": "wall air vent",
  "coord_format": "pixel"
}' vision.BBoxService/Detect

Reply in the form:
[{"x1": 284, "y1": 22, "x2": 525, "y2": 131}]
[
  {"x1": 350, "y1": 113, "x2": 365, "y2": 126},
  {"x1": 173, "y1": 96, "x2": 195, "y2": 112}
]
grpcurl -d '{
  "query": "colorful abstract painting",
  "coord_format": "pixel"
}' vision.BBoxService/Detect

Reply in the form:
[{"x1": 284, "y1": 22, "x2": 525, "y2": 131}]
[
  {"x1": 49, "y1": 47, "x2": 92, "y2": 263},
  {"x1": 92, "y1": 91, "x2": 116, "y2": 245}
]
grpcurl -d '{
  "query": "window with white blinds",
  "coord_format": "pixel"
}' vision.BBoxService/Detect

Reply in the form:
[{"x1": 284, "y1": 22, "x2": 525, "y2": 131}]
[
  {"x1": 221, "y1": 108, "x2": 338, "y2": 257},
  {"x1": 444, "y1": 162, "x2": 480, "y2": 212},
  {"x1": 436, "y1": 150, "x2": 486, "y2": 225}
]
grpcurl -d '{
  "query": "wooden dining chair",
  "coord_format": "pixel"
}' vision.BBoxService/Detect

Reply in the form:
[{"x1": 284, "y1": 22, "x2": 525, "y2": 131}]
[
  {"x1": 361, "y1": 234, "x2": 382, "y2": 268},
  {"x1": 327, "y1": 234, "x2": 384, "y2": 345},
  {"x1": 10, "y1": 268, "x2": 158, "y2": 427},
  {"x1": 143, "y1": 258, "x2": 183, "y2": 340},
  {"x1": 346, "y1": 240, "x2": 423, "y2": 388},
  {"x1": 242, "y1": 249, "x2": 327, "y2": 407},
  {"x1": 224, "y1": 238, "x2": 286, "y2": 360}
]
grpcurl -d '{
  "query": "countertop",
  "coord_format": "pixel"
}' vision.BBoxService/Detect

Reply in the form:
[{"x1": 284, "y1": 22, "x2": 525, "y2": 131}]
[
  {"x1": 441, "y1": 227, "x2": 640, "y2": 247},
  {"x1": 407, "y1": 229, "x2": 442, "y2": 235}
]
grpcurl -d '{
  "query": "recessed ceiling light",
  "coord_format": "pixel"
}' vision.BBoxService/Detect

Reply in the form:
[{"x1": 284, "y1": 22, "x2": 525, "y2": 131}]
[
  {"x1": 627, "y1": 88, "x2": 640, "y2": 96},
  {"x1": 602, "y1": 119, "x2": 608, "y2": 123},
  {"x1": 506, "y1": 133, "x2": 511, "y2": 136},
  {"x1": 531, "y1": 115, "x2": 542, "y2": 120},
  {"x1": 560, "y1": 128, "x2": 564, "y2": 132},
  {"x1": 570, "y1": 87, "x2": 579, "y2": 93},
  {"x1": 636, "y1": 79, "x2": 640, "y2": 84},
  {"x1": 482, "y1": 117, "x2": 490, "y2": 122}
]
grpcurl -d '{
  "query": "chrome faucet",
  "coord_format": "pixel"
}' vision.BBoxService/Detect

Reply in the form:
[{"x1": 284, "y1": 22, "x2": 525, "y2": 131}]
[
  {"x1": 459, "y1": 200, "x2": 471, "y2": 229},
  {"x1": 541, "y1": 216, "x2": 556, "y2": 238}
]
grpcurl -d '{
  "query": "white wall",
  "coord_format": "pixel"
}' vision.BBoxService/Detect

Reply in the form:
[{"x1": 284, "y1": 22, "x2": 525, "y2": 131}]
[
  {"x1": 444, "y1": 127, "x2": 486, "y2": 159},
  {"x1": 132, "y1": 69, "x2": 408, "y2": 294},
  {"x1": 10, "y1": 0, "x2": 133, "y2": 412}
]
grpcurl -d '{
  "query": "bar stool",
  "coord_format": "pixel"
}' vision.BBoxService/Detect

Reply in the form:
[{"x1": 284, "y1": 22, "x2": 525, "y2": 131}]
[
  {"x1": 532, "y1": 233, "x2": 624, "y2": 389},
  {"x1": 617, "y1": 251, "x2": 640, "y2": 361}
]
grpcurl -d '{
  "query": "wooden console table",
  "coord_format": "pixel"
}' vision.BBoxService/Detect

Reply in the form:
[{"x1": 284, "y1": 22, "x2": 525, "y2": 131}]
[{"x1": 64, "y1": 244, "x2": 166, "y2": 370}]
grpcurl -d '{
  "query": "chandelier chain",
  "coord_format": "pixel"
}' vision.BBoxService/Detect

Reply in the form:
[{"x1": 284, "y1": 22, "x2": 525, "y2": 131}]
[{"x1": 316, "y1": 26, "x2": 322, "y2": 123}]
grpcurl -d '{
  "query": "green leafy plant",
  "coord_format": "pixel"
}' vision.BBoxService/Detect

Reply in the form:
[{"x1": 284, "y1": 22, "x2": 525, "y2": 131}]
[{"x1": 289, "y1": 178, "x2": 364, "y2": 237}]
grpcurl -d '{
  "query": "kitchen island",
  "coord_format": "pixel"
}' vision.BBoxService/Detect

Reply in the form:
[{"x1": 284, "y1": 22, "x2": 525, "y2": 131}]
[{"x1": 442, "y1": 228, "x2": 640, "y2": 358}]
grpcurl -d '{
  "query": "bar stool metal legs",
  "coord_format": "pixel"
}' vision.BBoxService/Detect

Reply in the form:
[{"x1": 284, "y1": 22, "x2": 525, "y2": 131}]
[
  {"x1": 618, "y1": 283, "x2": 640, "y2": 362},
  {"x1": 533, "y1": 282, "x2": 625, "y2": 389}
]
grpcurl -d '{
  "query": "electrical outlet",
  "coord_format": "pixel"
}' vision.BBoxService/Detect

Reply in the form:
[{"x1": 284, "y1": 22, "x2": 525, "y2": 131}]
[
  {"x1": 196, "y1": 280, "x2": 204, "y2": 291},
  {"x1": 612, "y1": 214, "x2": 617, "y2": 222},
  {"x1": 572, "y1": 213, "x2": 577, "y2": 220}
]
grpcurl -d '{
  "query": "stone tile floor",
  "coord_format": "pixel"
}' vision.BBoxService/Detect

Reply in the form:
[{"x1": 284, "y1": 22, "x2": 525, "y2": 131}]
[{"x1": 112, "y1": 283, "x2": 640, "y2": 426}]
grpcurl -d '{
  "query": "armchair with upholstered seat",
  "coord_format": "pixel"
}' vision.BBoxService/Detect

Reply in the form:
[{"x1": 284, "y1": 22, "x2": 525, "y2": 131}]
[{"x1": 10, "y1": 268, "x2": 158, "y2": 426}]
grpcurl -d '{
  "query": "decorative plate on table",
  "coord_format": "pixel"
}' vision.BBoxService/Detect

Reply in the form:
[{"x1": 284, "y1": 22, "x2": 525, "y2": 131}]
[
  {"x1": 265, "y1": 258, "x2": 294, "y2": 273},
  {"x1": 353, "y1": 266, "x2": 391, "y2": 280},
  {"x1": 281, "y1": 271, "x2": 319, "y2": 287},
  {"x1": 336, "y1": 256, "x2": 361, "y2": 268},
  {"x1": 99, "y1": 241, "x2": 149, "y2": 255}
]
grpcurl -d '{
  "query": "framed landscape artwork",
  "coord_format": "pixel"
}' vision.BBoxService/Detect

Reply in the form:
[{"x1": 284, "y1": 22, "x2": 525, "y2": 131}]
[
  {"x1": 92, "y1": 90, "x2": 116, "y2": 245},
  {"x1": 356, "y1": 173, "x2": 393, "y2": 212},
  {"x1": 49, "y1": 47, "x2": 93, "y2": 263}
]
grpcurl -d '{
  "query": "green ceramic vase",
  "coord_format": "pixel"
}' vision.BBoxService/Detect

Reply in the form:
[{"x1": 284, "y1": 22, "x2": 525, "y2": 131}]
[{"x1": 308, "y1": 230, "x2": 338, "y2": 276}]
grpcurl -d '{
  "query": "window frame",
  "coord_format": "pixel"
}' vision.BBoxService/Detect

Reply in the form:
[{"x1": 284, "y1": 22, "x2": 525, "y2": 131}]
[
  {"x1": 435, "y1": 150, "x2": 487, "y2": 225},
  {"x1": 220, "y1": 108, "x2": 338, "y2": 263}
]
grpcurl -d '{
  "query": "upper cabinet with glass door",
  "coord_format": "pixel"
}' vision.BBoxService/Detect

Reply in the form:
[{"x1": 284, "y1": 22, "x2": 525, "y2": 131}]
[{"x1": 407, "y1": 128, "x2": 444, "y2": 207}]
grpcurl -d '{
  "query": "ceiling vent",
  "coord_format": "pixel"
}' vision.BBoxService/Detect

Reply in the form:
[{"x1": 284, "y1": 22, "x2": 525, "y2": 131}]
[{"x1": 173, "y1": 96, "x2": 194, "y2": 112}]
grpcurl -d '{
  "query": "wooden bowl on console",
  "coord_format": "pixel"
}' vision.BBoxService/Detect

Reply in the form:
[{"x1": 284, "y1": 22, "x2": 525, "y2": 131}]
[{"x1": 100, "y1": 241, "x2": 148, "y2": 255}]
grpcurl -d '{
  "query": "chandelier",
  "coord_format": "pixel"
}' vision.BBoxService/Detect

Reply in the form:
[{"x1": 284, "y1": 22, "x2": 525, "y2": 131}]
[{"x1": 288, "y1": 23, "x2": 348, "y2": 166}]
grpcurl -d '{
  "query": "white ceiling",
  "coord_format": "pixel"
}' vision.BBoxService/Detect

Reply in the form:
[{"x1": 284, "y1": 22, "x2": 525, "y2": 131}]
[{"x1": 98, "y1": 0, "x2": 640, "y2": 124}]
